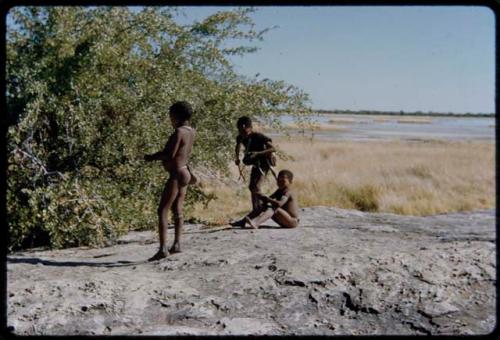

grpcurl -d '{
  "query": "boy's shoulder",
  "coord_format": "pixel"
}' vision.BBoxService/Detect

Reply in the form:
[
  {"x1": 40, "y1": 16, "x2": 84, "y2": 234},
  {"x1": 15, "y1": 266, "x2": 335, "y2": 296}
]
[
  {"x1": 176, "y1": 126, "x2": 195, "y2": 134},
  {"x1": 251, "y1": 131, "x2": 272, "y2": 142},
  {"x1": 272, "y1": 187, "x2": 293, "y2": 197},
  {"x1": 281, "y1": 187, "x2": 295, "y2": 199}
]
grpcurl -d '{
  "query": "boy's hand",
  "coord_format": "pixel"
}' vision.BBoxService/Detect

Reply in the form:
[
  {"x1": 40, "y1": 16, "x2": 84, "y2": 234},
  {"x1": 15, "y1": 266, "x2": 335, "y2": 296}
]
[
  {"x1": 257, "y1": 193, "x2": 268, "y2": 202},
  {"x1": 245, "y1": 152, "x2": 259, "y2": 160}
]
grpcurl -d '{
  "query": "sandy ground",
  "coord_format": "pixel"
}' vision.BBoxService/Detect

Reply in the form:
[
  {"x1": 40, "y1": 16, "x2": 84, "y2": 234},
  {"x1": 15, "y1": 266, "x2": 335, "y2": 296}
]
[{"x1": 6, "y1": 207, "x2": 496, "y2": 335}]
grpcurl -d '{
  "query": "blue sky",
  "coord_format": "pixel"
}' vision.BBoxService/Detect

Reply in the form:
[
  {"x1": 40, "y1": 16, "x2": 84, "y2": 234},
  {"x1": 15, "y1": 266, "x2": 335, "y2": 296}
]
[
  {"x1": 174, "y1": 6, "x2": 494, "y2": 114},
  {"x1": 7, "y1": 6, "x2": 495, "y2": 113}
]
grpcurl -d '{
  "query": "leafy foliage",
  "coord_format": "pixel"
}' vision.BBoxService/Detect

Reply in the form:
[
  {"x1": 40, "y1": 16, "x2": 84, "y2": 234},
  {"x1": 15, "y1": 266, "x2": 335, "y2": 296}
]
[{"x1": 6, "y1": 6, "x2": 311, "y2": 250}]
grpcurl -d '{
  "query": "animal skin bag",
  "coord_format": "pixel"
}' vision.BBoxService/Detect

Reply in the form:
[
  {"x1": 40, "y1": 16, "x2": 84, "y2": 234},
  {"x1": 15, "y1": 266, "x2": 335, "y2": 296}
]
[{"x1": 242, "y1": 136, "x2": 277, "y2": 167}]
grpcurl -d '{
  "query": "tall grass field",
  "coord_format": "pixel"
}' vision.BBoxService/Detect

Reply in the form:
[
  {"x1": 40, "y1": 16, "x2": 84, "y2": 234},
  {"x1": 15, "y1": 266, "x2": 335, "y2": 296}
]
[{"x1": 191, "y1": 136, "x2": 494, "y2": 224}]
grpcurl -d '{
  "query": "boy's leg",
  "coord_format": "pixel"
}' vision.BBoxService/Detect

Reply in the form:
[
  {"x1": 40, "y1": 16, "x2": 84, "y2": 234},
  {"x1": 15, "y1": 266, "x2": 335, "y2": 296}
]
[
  {"x1": 170, "y1": 184, "x2": 188, "y2": 254},
  {"x1": 229, "y1": 219, "x2": 246, "y2": 227},
  {"x1": 246, "y1": 207, "x2": 264, "y2": 219},
  {"x1": 169, "y1": 168, "x2": 191, "y2": 254},
  {"x1": 249, "y1": 166, "x2": 266, "y2": 212},
  {"x1": 148, "y1": 177, "x2": 179, "y2": 261},
  {"x1": 230, "y1": 205, "x2": 266, "y2": 227},
  {"x1": 246, "y1": 207, "x2": 275, "y2": 229},
  {"x1": 230, "y1": 195, "x2": 266, "y2": 228},
  {"x1": 272, "y1": 208, "x2": 299, "y2": 228},
  {"x1": 229, "y1": 167, "x2": 265, "y2": 227}
]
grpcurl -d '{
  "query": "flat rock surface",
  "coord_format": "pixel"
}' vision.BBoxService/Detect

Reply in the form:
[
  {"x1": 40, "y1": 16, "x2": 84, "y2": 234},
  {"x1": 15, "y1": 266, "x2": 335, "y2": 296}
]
[{"x1": 7, "y1": 207, "x2": 496, "y2": 335}]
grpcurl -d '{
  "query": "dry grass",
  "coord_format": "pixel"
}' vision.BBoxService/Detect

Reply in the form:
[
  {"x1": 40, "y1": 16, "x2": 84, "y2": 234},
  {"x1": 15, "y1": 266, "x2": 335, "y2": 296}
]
[
  {"x1": 372, "y1": 117, "x2": 391, "y2": 123},
  {"x1": 191, "y1": 137, "x2": 494, "y2": 224},
  {"x1": 396, "y1": 118, "x2": 433, "y2": 124},
  {"x1": 284, "y1": 122, "x2": 347, "y2": 132}
]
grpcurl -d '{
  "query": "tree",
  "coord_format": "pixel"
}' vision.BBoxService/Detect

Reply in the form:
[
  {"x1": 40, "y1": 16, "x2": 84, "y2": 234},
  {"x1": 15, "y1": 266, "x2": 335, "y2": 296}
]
[{"x1": 6, "y1": 6, "x2": 311, "y2": 250}]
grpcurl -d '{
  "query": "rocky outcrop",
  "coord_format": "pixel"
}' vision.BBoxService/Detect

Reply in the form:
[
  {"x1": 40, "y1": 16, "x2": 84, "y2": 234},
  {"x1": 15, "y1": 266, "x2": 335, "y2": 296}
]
[{"x1": 7, "y1": 207, "x2": 496, "y2": 335}]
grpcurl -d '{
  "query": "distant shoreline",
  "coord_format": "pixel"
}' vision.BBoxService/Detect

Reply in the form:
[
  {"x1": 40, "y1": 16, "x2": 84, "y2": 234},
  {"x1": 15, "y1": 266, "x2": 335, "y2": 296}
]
[{"x1": 312, "y1": 110, "x2": 495, "y2": 118}]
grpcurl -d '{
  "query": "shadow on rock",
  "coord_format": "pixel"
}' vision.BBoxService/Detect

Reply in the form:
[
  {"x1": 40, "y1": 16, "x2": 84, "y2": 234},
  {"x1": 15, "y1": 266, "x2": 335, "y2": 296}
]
[{"x1": 7, "y1": 256, "x2": 141, "y2": 268}]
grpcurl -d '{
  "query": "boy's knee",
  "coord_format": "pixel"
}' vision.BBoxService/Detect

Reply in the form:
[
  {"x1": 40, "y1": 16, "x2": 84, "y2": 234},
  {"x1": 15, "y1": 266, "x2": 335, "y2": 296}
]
[
  {"x1": 157, "y1": 206, "x2": 167, "y2": 217},
  {"x1": 173, "y1": 214, "x2": 183, "y2": 225},
  {"x1": 171, "y1": 209, "x2": 183, "y2": 221}
]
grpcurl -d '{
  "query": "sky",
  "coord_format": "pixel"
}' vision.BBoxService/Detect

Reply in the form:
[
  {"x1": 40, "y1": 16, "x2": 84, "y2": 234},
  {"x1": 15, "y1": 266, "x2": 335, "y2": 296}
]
[
  {"x1": 7, "y1": 6, "x2": 495, "y2": 114},
  {"x1": 173, "y1": 6, "x2": 494, "y2": 114}
]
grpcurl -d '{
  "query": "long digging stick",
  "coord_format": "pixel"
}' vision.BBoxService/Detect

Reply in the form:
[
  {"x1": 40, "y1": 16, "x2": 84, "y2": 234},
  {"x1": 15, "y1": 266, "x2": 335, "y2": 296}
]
[{"x1": 238, "y1": 164, "x2": 246, "y2": 182}]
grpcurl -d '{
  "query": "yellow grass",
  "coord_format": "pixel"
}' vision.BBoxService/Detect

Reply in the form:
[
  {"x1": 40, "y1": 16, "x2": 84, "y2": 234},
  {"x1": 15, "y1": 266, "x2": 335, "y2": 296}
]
[
  {"x1": 284, "y1": 122, "x2": 347, "y2": 131},
  {"x1": 373, "y1": 117, "x2": 391, "y2": 123},
  {"x1": 191, "y1": 137, "x2": 494, "y2": 224},
  {"x1": 396, "y1": 118, "x2": 433, "y2": 124}
]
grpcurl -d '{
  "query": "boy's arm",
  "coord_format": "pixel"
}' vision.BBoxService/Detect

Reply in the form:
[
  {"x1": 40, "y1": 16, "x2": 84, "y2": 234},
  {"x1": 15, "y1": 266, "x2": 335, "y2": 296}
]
[
  {"x1": 145, "y1": 129, "x2": 181, "y2": 162},
  {"x1": 235, "y1": 141, "x2": 241, "y2": 165},
  {"x1": 249, "y1": 141, "x2": 275, "y2": 157},
  {"x1": 259, "y1": 191, "x2": 290, "y2": 208}
]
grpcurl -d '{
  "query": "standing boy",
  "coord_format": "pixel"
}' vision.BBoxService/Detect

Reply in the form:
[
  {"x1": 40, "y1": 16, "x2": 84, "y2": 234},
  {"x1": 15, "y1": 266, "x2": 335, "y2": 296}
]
[
  {"x1": 231, "y1": 116, "x2": 276, "y2": 227},
  {"x1": 144, "y1": 101, "x2": 195, "y2": 261},
  {"x1": 241, "y1": 169, "x2": 299, "y2": 229}
]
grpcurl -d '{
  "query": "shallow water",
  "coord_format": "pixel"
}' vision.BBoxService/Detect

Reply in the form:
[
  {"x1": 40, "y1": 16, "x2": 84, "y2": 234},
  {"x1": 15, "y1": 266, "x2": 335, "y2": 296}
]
[{"x1": 277, "y1": 114, "x2": 495, "y2": 141}]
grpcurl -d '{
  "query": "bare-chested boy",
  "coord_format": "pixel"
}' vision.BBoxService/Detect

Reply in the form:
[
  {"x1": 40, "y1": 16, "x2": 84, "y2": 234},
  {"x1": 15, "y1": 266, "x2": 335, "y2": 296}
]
[
  {"x1": 230, "y1": 116, "x2": 276, "y2": 227},
  {"x1": 144, "y1": 101, "x2": 195, "y2": 261},
  {"x1": 241, "y1": 169, "x2": 299, "y2": 229}
]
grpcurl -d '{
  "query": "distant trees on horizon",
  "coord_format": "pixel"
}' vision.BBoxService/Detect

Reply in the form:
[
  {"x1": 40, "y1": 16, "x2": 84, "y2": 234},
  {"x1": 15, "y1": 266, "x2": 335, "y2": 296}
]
[{"x1": 312, "y1": 109, "x2": 494, "y2": 117}]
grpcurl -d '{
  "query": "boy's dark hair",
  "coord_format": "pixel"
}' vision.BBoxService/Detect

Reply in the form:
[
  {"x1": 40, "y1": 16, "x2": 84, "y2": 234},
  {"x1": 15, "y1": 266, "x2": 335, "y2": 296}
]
[
  {"x1": 278, "y1": 169, "x2": 294, "y2": 182},
  {"x1": 169, "y1": 101, "x2": 193, "y2": 121},
  {"x1": 237, "y1": 116, "x2": 252, "y2": 128}
]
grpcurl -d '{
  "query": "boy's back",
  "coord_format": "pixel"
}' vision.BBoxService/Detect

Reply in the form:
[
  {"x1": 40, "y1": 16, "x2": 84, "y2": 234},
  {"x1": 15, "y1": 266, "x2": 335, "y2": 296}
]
[{"x1": 162, "y1": 126, "x2": 195, "y2": 172}]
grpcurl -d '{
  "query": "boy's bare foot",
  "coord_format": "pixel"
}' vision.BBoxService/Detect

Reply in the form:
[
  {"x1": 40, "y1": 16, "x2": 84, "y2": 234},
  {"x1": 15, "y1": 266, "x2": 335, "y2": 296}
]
[
  {"x1": 229, "y1": 219, "x2": 246, "y2": 227},
  {"x1": 147, "y1": 250, "x2": 168, "y2": 262},
  {"x1": 169, "y1": 243, "x2": 181, "y2": 254},
  {"x1": 245, "y1": 216, "x2": 258, "y2": 229}
]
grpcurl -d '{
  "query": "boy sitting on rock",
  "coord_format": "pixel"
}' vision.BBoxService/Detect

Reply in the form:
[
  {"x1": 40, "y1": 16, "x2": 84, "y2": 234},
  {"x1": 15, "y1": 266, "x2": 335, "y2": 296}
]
[{"x1": 237, "y1": 169, "x2": 300, "y2": 229}]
